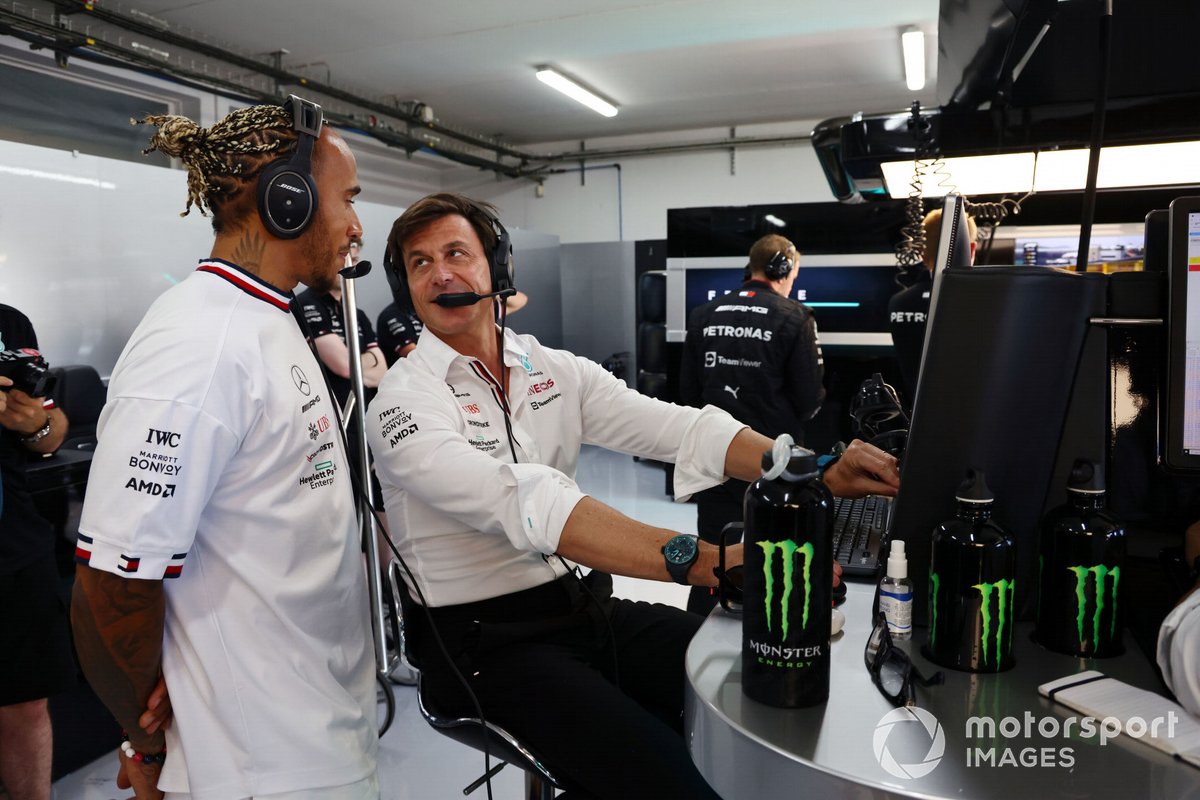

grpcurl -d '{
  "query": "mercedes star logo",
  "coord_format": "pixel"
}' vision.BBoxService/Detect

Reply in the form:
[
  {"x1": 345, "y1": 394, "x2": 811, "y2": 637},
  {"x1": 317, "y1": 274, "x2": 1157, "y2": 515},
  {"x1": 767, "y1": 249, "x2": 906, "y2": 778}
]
[{"x1": 291, "y1": 365, "x2": 311, "y2": 396}]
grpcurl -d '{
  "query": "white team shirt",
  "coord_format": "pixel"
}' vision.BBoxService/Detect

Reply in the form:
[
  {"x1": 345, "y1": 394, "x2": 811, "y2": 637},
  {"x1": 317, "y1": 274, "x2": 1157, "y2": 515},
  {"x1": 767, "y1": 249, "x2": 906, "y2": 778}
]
[
  {"x1": 78, "y1": 260, "x2": 376, "y2": 800},
  {"x1": 1158, "y1": 589, "x2": 1200, "y2": 717},
  {"x1": 365, "y1": 325, "x2": 746, "y2": 607}
]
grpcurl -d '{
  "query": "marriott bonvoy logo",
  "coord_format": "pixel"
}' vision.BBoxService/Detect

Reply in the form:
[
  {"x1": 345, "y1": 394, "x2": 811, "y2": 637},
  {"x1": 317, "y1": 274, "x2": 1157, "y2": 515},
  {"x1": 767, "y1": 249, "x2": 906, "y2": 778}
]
[{"x1": 873, "y1": 707, "x2": 1183, "y2": 777}]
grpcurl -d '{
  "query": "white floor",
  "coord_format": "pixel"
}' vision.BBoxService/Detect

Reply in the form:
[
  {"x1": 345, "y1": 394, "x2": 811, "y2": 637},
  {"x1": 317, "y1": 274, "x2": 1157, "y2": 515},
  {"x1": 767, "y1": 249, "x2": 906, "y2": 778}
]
[{"x1": 52, "y1": 446, "x2": 696, "y2": 799}]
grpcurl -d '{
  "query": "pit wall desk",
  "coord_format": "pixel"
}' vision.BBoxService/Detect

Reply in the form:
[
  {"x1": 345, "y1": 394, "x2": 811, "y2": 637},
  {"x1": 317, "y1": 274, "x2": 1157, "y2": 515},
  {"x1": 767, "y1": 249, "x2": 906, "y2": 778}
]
[{"x1": 685, "y1": 582, "x2": 1199, "y2": 800}]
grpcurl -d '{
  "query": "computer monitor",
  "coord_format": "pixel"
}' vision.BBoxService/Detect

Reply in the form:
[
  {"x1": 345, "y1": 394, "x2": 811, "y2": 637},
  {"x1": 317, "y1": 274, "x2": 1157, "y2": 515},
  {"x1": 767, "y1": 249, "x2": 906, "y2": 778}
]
[
  {"x1": 889, "y1": 227, "x2": 1108, "y2": 623},
  {"x1": 682, "y1": 264, "x2": 898, "y2": 334},
  {"x1": 911, "y1": 193, "x2": 973, "y2": 418},
  {"x1": 666, "y1": 254, "x2": 898, "y2": 346},
  {"x1": 1164, "y1": 196, "x2": 1200, "y2": 472}
]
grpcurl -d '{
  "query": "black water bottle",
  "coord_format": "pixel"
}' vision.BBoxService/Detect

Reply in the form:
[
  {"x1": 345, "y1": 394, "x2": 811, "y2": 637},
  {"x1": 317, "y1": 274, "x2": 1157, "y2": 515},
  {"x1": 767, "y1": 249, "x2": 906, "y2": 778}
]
[
  {"x1": 1035, "y1": 459, "x2": 1126, "y2": 657},
  {"x1": 925, "y1": 469, "x2": 1017, "y2": 673},
  {"x1": 741, "y1": 440, "x2": 833, "y2": 708}
]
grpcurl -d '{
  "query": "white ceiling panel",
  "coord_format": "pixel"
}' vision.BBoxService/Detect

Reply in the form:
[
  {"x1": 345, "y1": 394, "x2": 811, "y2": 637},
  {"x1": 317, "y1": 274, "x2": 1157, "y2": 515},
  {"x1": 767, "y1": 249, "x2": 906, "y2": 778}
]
[{"x1": 62, "y1": 1, "x2": 940, "y2": 144}]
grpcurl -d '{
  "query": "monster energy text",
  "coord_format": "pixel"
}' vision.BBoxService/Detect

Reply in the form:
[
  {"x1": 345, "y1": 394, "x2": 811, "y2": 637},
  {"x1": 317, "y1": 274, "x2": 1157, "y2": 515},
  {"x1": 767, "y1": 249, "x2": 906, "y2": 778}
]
[{"x1": 1068, "y1": 564, "x2": 1120, "y2": 648}]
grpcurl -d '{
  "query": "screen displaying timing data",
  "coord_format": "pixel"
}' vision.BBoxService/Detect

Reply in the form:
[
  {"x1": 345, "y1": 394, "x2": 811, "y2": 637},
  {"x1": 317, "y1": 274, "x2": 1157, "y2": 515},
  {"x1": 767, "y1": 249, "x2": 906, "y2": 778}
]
[
  {"x1": 683, "y1": 266, "x2": 898, "y2": 334},
  {"x1": 1183, "y1": 212, "x2": 1200, "y2": 455}
]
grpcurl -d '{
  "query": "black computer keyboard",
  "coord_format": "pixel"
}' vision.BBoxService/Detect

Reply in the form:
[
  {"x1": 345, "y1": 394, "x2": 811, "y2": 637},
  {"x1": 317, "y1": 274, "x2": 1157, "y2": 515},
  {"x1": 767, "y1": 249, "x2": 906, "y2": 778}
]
[{"x1": 832, "y1": 495, "x2": 890, "y2": 577}]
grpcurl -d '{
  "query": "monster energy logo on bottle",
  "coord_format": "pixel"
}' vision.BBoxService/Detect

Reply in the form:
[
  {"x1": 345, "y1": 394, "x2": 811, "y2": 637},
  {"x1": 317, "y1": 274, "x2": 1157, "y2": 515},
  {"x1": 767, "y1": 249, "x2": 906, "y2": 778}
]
[
  {"x1": 758, "y1": 540, "x2": 814, "y2": 640},
  {"x1": 1067, "y1": 564, "x2": 1120, "y2": 649},
  {"x1": 972, "y1": 578, "x2": 1015, "y2": 668}
]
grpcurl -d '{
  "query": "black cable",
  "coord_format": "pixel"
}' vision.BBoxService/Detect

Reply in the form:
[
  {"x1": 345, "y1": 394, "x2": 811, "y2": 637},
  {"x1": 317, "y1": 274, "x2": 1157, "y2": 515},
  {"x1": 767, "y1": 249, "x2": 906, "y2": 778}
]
[
  {"x1": 557, "y1": 556, "x2": 622, "y2": 690},
  {"x1": 375, "y1": 672, "x2": 396, "y2": 738},
  {"x1": 491, "y1": 300, "x2": 621, "y2": 690},
  {"x1": 1075, "y1": 0, "x2": 1114, "y2": 273},
  {"x1": 495, "y1": 301, "x2": 522, "y2": 466},
  {"x1": 295, "y1": 302, "x2": 499, "y2": 800},
  {"x1": 895, "y1": 103, "x2": 944, "y2": 284}
]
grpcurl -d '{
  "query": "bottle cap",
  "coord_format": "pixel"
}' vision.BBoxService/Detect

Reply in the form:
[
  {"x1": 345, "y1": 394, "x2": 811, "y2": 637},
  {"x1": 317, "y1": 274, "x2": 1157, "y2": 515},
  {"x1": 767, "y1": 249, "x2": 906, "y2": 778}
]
[
  {"x1": 955, "y1": 467, "x2": 994, "y2": 504},
  {"x1": 760, "y1": 434, "x2": 818, "y2": 481},
  {"x1": 887, "y1": 539, "x2": 908, "y2": 580},
  {"x1": 1067, "y1": 458, "x2": 1106, "y2": 494}
]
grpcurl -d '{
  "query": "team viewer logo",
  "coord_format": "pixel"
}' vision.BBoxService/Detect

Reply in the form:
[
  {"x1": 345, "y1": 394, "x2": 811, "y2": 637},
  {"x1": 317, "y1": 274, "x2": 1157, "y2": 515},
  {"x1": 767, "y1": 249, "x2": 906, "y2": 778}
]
[
  {"x1": 1068, "y1": 565, "x2": 1120, "y2": 649},
  {"x1": 972, "y1": 578, "x2": 1015, "y2": 668},
  {"x1": 874, "y1": 707, "x2": 945, "y2": 779},
  {"x1": 758, "y1": 540, "x2": 814, "y2": 639}
]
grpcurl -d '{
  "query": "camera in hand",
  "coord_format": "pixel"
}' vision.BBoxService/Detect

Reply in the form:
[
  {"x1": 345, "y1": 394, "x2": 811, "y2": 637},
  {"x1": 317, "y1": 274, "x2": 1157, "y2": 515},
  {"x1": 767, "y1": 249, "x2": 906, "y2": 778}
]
[{"x1": 0, "y1": 350, "x2": 56, "y2": 397}]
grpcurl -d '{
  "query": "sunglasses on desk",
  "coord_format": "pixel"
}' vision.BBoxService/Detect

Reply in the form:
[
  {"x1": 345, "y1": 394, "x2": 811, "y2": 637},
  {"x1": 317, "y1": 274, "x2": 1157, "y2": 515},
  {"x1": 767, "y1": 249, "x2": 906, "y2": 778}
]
[{"x1": 864, "y1": 612, "x2": 944, "y2": 708}]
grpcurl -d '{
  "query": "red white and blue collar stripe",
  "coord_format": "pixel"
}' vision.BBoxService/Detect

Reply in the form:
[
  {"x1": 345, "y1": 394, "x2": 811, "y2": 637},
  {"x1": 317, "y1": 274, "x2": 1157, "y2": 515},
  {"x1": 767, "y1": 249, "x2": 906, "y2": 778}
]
[{"x1": 196, "y1": 259, "x2": 293, "y2": 312}]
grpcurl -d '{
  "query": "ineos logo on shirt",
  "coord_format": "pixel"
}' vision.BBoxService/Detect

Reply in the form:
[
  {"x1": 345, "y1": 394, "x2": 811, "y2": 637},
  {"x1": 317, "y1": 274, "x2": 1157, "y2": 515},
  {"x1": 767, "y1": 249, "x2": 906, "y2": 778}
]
[
  {"x1": 145, "y1": 428, "x2": 181, "y2": 448},
  {"x1": 527, "y1": 378, "x2": 555, "y2": 395},
  {"x1": 291, "y1": 365, "x2": 312, "y2": 396}
]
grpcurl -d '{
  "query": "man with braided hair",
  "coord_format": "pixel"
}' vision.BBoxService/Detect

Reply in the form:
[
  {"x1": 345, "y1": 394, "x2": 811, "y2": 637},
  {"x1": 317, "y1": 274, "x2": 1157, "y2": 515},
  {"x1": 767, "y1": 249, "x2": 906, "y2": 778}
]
[{"x1": 72, "y1": 101, "x2": 377, "y2": 800}]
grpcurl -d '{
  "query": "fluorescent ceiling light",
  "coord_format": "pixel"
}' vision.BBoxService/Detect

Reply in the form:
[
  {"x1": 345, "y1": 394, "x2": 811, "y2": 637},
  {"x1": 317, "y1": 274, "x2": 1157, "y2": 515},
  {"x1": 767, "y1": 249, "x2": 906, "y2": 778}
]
[
  {"x1": 535, "y1": 66, "x2": 618, "y2": 118},
  {"x1": 1034, "y1": 141, "x2": 1200, "y2": 191},
  {"x1": 881, "y1": 152, "x2": 1035, "y2": 198},
  {"x1": 901, "y1": 29, "x2": 925, "y2": 92},
  {"x1": 881, "y1": 140, "x2": 1200, "y2": 198},
  {"x1": 763, "y1": 214, "x2": 786, "y2": 228}
]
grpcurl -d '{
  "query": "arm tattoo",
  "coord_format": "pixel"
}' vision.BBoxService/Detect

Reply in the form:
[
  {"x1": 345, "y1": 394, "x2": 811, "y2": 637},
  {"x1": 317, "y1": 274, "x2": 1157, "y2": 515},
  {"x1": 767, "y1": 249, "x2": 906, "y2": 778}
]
[
  {"x1": 71, "y1": 566, "x2": 167, "y2": 752},
  {"x1": 231, "y1": 229, "x2": 266, "y2": 272}
]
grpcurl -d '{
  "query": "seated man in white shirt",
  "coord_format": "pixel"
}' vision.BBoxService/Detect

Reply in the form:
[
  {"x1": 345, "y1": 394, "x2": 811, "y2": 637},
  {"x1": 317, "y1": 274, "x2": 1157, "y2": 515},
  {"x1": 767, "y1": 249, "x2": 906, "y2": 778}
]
[
  {"x1": 1158, "y1": 520, "x2": 1200, "y2": 717},
  {"x1": 366, "y1": 193, "x2": 900, "y2": 800}
]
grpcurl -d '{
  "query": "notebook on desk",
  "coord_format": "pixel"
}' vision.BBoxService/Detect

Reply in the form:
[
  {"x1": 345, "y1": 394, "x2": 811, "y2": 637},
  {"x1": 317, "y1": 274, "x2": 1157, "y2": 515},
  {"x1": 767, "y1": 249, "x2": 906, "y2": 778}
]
[{"x1": 1038, "y1": 670, "x2": 1200, "y2": 769}]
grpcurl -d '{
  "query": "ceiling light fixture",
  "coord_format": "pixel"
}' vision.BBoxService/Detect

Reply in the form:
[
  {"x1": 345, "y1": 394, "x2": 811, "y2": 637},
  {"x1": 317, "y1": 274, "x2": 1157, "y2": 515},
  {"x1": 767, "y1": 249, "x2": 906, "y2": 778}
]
[
  {"x1": 901, "y1": 28, "x2": 925, "y2": 92},
  {"x1": 535, "y1": 66, "x2": 618, "y2": 118}
]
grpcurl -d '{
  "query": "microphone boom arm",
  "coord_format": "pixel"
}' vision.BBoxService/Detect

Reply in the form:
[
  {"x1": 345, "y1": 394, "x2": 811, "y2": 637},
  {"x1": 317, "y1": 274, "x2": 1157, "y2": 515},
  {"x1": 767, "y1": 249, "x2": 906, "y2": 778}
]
[{"x1": 339, "y1": 267, "x2": 389, "y2": 676}]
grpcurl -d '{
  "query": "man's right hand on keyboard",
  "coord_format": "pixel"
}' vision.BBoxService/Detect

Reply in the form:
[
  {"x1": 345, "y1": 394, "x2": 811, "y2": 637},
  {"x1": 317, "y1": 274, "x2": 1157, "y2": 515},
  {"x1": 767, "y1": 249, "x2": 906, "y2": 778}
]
[{"x1": 823, "y1": 439, "x2": 900, "y2": 499}]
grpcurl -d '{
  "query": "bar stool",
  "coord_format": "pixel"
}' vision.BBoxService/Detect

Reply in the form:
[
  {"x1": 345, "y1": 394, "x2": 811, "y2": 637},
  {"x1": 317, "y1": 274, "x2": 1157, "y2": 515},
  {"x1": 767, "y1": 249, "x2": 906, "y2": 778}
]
[{"x1": 387, "y1": 563, "x2": 562, "y2": 799}]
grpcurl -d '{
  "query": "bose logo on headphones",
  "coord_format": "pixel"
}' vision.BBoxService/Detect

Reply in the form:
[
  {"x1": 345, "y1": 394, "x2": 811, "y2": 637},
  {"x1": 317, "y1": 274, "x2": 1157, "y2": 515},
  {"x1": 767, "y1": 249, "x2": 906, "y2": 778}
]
[{"x1": 278, "y1": 183, "x2": 305, "y2": 194}]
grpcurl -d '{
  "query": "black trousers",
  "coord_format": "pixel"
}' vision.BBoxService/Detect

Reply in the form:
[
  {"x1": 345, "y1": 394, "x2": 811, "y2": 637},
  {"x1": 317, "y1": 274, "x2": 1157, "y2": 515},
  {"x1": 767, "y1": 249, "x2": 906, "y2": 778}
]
[
  {"x1": 410, "y1": 574, "x2": 722, "y2": 800},
  {"x1": 687, "y1": 480, "x2": 748, "y2": 616}
]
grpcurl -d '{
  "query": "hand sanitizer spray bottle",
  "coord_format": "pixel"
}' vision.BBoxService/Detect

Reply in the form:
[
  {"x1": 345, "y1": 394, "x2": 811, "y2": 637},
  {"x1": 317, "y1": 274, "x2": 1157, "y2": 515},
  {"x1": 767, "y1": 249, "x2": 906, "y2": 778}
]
[{"x1": 879, "y1": 540, "x2": 913, "y2": 639}]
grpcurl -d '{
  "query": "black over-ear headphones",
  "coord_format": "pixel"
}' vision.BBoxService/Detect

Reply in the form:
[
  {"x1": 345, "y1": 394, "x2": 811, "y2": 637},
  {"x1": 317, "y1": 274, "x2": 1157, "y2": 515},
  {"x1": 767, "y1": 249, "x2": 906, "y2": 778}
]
[
  {"x1": 383, "y1": 201, "x2": 514, "y2": 303},
  {"x1": 764, "y1": 249, "x2": 794, "y2": 280},
  {"x1": 484, "y1": 212, "x2": 514, "y2": 296},
  {"x1": 256, "y1": 95, "x2": 323, "y2": 240}
]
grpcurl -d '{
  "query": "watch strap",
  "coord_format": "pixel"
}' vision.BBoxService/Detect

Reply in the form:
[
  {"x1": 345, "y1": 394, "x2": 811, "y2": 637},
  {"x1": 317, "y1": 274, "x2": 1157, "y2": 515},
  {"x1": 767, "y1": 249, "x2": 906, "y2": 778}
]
[
  {"x1": 663, "y1": 535, "x2": 699, "y2": 585},
  {"x1": 20, "y1": 415, "x2": 52, "y2": 444},
  {"x1": 817, "y1": 442, "x2": 846, "y2": 480}
]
